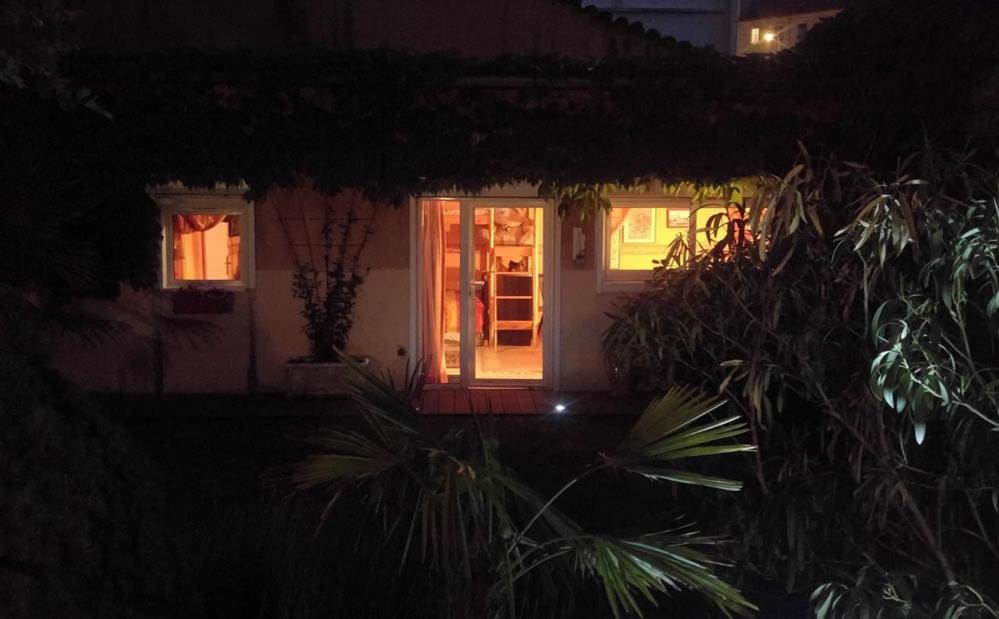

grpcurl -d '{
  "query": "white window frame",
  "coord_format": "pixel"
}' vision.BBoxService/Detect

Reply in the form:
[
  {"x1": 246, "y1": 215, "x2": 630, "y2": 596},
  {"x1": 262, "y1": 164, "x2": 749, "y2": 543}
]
[
  {"x1": 150, "y1": 184, "x2": 256, "y2": 289},
  {"x1": 596, "y1": 197, "x2": 695, "y2": 293}
]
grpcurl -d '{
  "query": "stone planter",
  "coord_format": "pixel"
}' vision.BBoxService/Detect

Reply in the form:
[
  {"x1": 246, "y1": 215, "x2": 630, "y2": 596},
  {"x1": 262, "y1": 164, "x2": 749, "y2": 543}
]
[{"x1": 285, "y1": 356, "x2": 370, "y2": 396}]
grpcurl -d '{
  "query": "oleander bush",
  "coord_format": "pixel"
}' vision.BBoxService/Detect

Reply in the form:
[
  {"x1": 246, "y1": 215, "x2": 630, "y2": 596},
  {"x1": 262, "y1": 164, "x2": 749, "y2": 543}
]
[{"x1": 604, "y1": 147, "x2": 999, "y2": 617}]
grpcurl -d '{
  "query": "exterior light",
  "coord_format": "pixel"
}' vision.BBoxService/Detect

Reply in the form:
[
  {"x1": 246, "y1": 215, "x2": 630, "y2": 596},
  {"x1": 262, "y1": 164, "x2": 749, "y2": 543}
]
[
  {"x1": 762, "y1": 32, "x2": 776, "y2": 43},
  {"x1": 553, "y1": 403, "x2": 567, "y2": 413}
]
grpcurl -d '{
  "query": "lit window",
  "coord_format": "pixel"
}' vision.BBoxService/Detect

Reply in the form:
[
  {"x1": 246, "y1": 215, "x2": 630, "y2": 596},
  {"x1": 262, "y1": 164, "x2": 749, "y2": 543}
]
[
  {"x1": 153, "y1": 187, "x2": 255, "y2": 288},
  {"x1": 599, "y1": 201, "x2": 691, "y2": 291},
  {"x1": 750, "y1": 27, "x2": 760, "y2": 44},
  {"x1": 171, "y1": 214, "x2": 242, "y2": 281},
  {"x1": 598, "y1": 199, "x2": 744, "y2": 292}
]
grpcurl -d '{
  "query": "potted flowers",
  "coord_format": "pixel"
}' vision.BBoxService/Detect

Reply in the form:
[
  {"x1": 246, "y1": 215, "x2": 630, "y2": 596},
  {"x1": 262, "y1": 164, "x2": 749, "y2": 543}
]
[{"x1": 283, "y1": 189, "x2": 377, "y2": 396}]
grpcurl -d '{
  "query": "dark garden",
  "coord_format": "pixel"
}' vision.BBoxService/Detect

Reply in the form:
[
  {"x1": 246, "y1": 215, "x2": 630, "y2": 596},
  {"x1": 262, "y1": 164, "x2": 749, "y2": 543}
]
[{"x1": 2, "y1": 1, "x2": 998, "y2": 617}]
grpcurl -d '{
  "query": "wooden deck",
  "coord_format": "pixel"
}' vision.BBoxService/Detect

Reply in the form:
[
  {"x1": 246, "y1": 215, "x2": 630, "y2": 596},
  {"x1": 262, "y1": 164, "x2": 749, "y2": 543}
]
[{"x1": 418, "y1": 388, "x2": 641, "y2": 416}]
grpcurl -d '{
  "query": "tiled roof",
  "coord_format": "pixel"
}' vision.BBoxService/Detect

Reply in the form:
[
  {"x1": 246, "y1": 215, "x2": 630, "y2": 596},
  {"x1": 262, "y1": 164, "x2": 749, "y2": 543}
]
[
  {"x1": 740, "y1": 0, "x2": 846, "y2": 20},
  {"x1": 558, "y1": 0, "x2": 685, "y2": 47}
]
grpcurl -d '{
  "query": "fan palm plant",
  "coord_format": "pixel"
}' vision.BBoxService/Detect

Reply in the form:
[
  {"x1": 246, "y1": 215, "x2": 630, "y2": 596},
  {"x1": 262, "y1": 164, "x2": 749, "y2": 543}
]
[{"x1": 292, "y1": 355, "x2": 757, "y2": 618}]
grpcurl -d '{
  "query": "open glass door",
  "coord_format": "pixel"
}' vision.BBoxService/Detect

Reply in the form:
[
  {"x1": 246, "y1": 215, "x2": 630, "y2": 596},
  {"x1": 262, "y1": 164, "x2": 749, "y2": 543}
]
[
  {"x1": 419, "y1": 198, "x2": 549, "y2": 387},
  {"x1": 466, "y1": 203, "x2": 545, "y2": 383}
]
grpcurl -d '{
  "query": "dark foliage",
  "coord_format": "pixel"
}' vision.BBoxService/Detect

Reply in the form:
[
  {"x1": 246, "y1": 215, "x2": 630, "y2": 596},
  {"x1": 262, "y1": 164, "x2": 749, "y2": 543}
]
[
  {"x1": 604, "y1": 149, "x2": 999, "y2": 615},
  {"x1": 4, "y1": 1, "x2": 997, "y2": 300},
  {"x1": 292, "y1": 262, "x2": 364, "y2": 361},
  {"x1": 0, "y1": 291, "x2": 181, "y2": 618},
  {"x1": 280, "y1": 191, "x2": 377, "y2": 361},
  {"x1": 788, "y1": 0, "x2": 999, "y2": 166},
  {"x1": 290, "y1": 359, "x2": 756, "y2": 618}
]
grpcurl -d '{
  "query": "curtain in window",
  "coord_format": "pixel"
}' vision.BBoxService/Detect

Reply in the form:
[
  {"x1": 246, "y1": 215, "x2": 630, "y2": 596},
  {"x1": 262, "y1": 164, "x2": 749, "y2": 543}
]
[
  {"x1": 172, "y1": 214, "x2": 237, "y2": 280},
  {"x1": 420, "y1": 201, "x2": 448, "y2": 384},
  {"x1": 227, "y1": 217, "x2": 241, "y2": 279},
  {"x1": 609, "y1": 207, "x2": 630, "y2": 236}
]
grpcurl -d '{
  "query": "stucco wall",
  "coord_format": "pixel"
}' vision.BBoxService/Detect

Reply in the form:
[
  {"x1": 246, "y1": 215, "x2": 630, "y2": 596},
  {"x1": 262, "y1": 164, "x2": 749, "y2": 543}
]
[
  {"x1": 52, "y1": 184, "x2": 627, "y2": 394},
  {"x1": 52, "y1": 185, "x2": 414, "y2": 394},
  {"x1": 49, "y1": 286, "x2": 254, "y2": 394},
  {"x1": 251, "y1": 185, "x2": 412, "y2": 390},
  {"x1": 557, "y1": 216, "x2": 626, "y2": 391}
]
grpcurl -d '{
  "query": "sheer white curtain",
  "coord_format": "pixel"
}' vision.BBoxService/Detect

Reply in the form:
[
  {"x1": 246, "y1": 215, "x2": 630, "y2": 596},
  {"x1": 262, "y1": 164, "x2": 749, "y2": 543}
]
[{"x1": 420, "y1": 200, "x2": 448, "y2": 384}]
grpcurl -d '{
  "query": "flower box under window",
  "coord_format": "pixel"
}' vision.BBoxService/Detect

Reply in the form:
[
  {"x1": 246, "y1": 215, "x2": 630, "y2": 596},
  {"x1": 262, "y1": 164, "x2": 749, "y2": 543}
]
[{"x1": 171, "y1": 287, "x2": 236, "y2": 314}]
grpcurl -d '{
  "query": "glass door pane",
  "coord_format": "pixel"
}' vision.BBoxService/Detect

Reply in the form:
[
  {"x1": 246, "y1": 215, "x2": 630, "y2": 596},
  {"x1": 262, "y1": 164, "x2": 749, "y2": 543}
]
[{"x1": 470, "y1": 204, "x2": 544, "y2": 381}]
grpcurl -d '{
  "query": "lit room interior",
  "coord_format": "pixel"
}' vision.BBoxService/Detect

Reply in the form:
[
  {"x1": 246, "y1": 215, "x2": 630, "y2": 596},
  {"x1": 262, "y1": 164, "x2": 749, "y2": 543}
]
[{"x1": 421, "y1": 200, "x2": 544, "y2": 383}]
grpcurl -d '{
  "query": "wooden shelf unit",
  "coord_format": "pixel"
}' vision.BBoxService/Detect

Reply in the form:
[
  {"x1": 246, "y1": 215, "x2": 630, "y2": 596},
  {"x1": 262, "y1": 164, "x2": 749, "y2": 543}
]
[{"x1": 485, "y1": 208, "x2": 541, "y2": 348}]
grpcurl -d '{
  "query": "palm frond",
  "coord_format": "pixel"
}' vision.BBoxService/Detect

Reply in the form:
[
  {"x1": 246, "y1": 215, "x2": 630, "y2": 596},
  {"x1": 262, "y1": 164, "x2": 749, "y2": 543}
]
[
  {"x1": 291, "y1": 430, "x2": 402, "y2": 488},
  {"x1": 339, "y1": 350, "x2": 428, "y2": 436},
  {"x1": 604, "y1": 386, "x2": 756, "y2": 491},
  {"x1": 564, "y1": 533, "x2": 755, "y2": 618},
  {"x1": 384, "y1": 355, "x2": 431, "y2": 406},
  {"x1": 292, "y1": 370, "x2": 755, "y2": 618}
]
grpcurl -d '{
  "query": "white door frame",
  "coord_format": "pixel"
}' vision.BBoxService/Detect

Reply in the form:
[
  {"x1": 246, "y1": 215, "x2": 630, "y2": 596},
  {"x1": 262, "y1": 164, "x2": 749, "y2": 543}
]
[{"x1": 412, "y1": 196, "x2": 557, "y2": 389}]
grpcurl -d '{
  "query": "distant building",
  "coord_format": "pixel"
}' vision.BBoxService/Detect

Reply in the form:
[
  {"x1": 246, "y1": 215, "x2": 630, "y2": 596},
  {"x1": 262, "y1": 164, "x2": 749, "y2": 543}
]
[
  {"x1": 736, "y1": 0, "x2": 844, "y2": 55},
  {"x1": 584, "y1": 1, "x2": 741, "y2": 53}
]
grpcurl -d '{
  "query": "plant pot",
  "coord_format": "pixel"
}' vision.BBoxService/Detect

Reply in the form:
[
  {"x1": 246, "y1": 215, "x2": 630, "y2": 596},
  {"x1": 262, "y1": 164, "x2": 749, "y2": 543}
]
[{"x1": 285, "y1": 356, "x2": 370, "y2": 396}]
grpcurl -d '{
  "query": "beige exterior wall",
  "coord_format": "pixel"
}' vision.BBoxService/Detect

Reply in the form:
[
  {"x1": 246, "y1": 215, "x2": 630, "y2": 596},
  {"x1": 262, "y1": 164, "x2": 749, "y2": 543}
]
[
  {"x1": 51, "y1": 184, "x2": 413, "y2": 394},
  {"x1": 53, "y1": 183, "x2": 729, "y2": 395},
  {"x1": 736, "y1": 9, "x2": 839, "y2": 55},
  {"x1": 557, "y1": 215, "x2": 627, "y2": 391}
]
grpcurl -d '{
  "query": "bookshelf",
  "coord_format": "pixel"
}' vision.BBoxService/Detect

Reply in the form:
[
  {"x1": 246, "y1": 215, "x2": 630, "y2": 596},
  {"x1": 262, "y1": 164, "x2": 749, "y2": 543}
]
[{"x1": 485, "y1": 209, "x2": 541, "y2": 348}]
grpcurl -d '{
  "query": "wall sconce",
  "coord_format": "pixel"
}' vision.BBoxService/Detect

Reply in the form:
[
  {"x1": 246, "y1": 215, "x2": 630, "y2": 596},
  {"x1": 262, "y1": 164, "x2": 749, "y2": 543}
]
[{"x1": 762, "y1": 31, "x2": 776, "y2": 43}]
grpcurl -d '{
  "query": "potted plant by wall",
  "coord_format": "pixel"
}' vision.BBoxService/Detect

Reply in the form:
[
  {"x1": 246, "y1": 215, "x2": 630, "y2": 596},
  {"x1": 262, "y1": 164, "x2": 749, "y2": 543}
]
[{"x1": 283, "y1": 187, "x2": 378, "y2": 395}]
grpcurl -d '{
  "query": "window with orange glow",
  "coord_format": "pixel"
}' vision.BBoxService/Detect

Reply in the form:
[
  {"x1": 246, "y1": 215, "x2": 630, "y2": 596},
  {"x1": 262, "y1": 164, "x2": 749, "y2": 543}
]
[
  {"x1": 171, "y1": 213, "x2": 242, "y2": 281},
  {"x1": 602, "y1": 199, "x2": 749, "y2": 290},
  {"x1": 606, "y1": 205, "x2": 690, "y2": 274}
]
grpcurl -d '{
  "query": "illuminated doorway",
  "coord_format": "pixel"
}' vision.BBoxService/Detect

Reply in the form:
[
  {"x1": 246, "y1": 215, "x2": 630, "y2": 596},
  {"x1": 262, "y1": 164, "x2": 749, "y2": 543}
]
[{"x1": 417, "y1": 198, "x2": 552, "y2": 386}]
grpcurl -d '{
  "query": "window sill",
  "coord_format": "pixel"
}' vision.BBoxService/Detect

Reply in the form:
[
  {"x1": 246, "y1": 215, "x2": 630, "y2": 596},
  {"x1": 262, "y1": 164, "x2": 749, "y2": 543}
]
[{"x1": 162, "y1": 281, "x2": 250, "y2": 291}]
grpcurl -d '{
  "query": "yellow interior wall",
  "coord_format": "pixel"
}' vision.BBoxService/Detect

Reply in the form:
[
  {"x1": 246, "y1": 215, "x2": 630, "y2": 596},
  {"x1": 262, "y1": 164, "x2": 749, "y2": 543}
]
[{"x1": 610, "y1": 207, "x2": 689, "y2": 270}]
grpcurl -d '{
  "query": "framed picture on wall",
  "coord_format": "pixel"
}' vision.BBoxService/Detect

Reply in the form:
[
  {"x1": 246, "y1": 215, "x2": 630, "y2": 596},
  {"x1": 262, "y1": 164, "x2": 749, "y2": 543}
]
[
  {"x1": 623, "y1": 208, "x2": 655, "y2": 243},
  {"x1": 666, "y1": 208, "x2": 690, "y2": 228}
]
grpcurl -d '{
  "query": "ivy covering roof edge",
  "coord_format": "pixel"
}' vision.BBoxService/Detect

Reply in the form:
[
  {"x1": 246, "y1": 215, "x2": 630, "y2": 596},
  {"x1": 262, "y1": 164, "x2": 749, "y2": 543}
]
[{"x1": 13, "y1": 48, "x2": 811, "y2": 204}]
